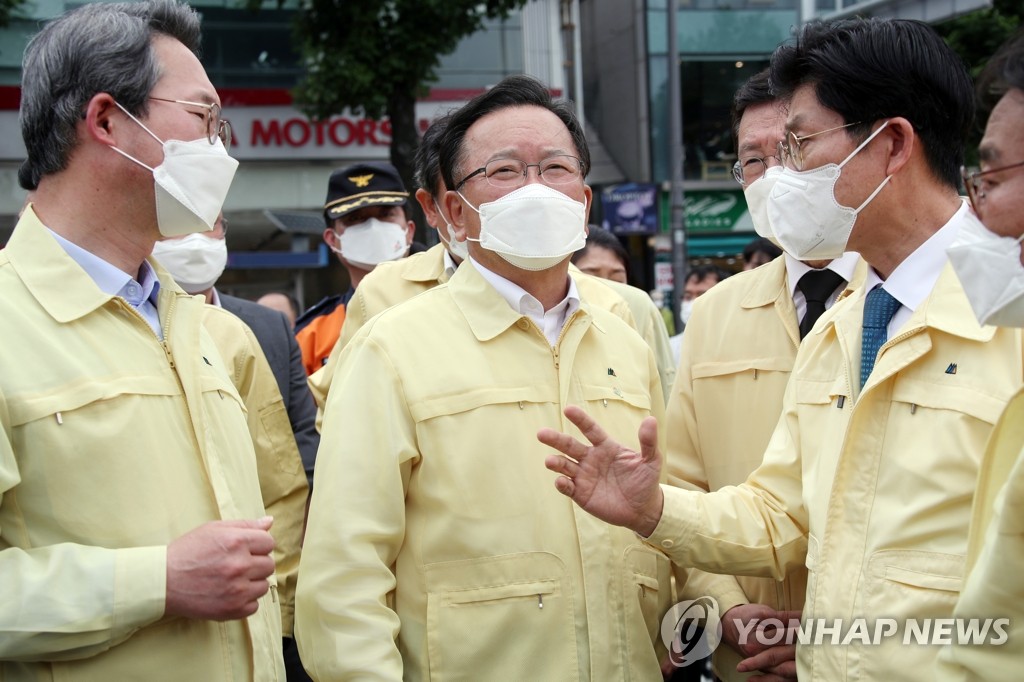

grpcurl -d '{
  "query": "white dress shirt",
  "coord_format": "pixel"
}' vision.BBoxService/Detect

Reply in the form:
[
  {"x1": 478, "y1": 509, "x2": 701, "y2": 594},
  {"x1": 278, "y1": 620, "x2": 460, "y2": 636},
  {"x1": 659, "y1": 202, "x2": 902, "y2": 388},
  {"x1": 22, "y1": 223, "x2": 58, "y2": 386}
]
[
  {"x1": 470, "y1": 256, "x2": 580, "y2": 346},
  {"x1": 784, "y1": 251, "x2": 862, "y2": 321},
  {"x1": 863, "y1": 200, "x2": 970, "y2": 337}
]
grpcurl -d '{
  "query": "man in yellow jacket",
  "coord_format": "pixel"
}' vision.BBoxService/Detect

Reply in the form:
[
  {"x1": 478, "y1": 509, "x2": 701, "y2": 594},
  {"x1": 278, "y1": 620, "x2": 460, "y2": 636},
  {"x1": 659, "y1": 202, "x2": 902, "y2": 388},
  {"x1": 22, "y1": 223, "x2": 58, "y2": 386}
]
[
  {"x1": 295, "y1": 75, "x2": 673, "y2": 681},
  {"x1": 936, "y1": 30, "x2": 1024, "y2": 681},
  {"x1": 540, "y1": 19, "x2": 1023, "y2": 682},
  {"x1": 308, "y1": 114, "x2": 671, "y2": 418},
  {"x1": 0, "y1": 2, "x2": 283, "y2": 679},
  {"x1": 668, "y1": 69, "x2": 863, "y2": 682}
]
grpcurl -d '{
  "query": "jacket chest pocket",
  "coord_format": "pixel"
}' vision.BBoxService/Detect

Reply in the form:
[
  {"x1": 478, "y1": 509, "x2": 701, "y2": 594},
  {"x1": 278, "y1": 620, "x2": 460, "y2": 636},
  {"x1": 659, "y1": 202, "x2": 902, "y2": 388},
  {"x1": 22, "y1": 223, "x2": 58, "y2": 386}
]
[
  {"x1": 410, "y1": 386, "x2": 559, "y2": 520},
  {"x1": 424, "y1": 553, "x2": 579, "y2": 682},
  {"x1": 794, "y1": 378, "x2": 850, "y2": 496},
  {"x1": 885, "y1": 380, "x2": 1004, "y2": 467},
  {"x1": 580, "y1": 384, "x2": 652, "y2": 446}
]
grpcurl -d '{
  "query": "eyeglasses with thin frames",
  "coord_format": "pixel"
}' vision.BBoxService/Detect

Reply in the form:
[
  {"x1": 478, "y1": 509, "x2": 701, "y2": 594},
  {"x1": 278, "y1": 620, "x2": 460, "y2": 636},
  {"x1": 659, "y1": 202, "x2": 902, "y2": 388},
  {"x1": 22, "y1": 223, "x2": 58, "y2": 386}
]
[
  {"x1": 454, "y1": 155, "x2": 583, "y2": 191},
  {"x1": 777, "y1": 121, "x2": 862, "y2": 171},
  {"x1": 961, "y1": 161, "x2": 1024, "y2": 215},
  {"x1": 149, "y1": 97, "x2": 232, "y2": 150},
  {"x1": 731, "y1": 154, "x2": 783, "y2": 186}
]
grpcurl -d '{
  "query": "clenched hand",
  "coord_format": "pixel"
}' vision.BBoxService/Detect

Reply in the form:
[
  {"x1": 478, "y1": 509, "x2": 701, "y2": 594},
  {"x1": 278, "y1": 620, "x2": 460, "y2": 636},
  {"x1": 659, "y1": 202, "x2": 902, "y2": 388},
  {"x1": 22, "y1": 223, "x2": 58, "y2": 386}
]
[{"x1": 165, "y1": 516, "x2": 276, "y2": 621}]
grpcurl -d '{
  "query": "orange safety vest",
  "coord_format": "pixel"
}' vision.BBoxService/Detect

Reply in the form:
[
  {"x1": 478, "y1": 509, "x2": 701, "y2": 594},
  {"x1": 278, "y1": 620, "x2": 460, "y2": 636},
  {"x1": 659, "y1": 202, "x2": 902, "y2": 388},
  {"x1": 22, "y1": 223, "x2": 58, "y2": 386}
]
[{"x1": 295, "y1": 296, "x2": 347, "y2": 375}]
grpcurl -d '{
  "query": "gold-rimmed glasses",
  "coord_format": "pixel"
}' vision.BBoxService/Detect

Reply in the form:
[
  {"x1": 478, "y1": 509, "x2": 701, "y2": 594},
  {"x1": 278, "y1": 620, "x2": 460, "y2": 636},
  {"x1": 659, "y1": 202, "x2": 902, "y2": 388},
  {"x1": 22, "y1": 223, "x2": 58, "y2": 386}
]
[
  {"x1": 776, "y1": 121, "x2": 862, "y2": 171},
  {"x1": 962, "y1": 161, "x2": 1024, "y2": 214},
  {"x1": 149, "y1": 97, "x2": 232, "y2": 149},
  {"x1": 731, "y1": 154, "x2": 783, "y2": 186}
]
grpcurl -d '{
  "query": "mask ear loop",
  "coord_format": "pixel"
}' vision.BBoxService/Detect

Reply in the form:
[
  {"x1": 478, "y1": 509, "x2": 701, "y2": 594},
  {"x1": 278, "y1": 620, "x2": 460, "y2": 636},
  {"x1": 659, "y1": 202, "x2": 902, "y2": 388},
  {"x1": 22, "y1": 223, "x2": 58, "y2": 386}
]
[
  {"x1": 838, "y1": 120, "x2": 892, "y2": 215},
  {"x1": 837, "y1": 120, "x2": 890, "y2": 170},
  {"x1": 110, "y1": 102, "x2": 166, "y2": 172}
]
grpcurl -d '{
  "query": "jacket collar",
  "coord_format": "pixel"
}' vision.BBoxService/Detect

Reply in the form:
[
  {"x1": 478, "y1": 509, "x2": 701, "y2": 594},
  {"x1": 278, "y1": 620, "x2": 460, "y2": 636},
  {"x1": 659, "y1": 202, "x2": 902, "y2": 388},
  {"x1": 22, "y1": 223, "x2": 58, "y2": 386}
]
[
  {"x1": 7, "y1": 205, "x2": 187, "y2": 324},
  {"x1": 740, "y1": 256, "x2": 789, "y2": 310},
  {"x1": 818, "y1": 261, "x2": 995, "y2": 343},
  {"x1": 447, "y1": 259, "x2": 593, "y2": 342},
  {"x1": 402, "y1": 243, "x2": 449, "y2": 285}
]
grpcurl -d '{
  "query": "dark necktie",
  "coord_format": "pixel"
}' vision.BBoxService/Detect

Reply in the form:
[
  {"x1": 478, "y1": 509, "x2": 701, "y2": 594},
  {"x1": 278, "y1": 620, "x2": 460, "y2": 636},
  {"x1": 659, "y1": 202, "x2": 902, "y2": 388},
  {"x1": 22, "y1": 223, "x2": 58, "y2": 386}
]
[
  {"x1": 797, "y1": 269, "x2": 847, "y2": 339},
  {"x1": 860, "y1": 285, "x2": 902, "y2": 389}
]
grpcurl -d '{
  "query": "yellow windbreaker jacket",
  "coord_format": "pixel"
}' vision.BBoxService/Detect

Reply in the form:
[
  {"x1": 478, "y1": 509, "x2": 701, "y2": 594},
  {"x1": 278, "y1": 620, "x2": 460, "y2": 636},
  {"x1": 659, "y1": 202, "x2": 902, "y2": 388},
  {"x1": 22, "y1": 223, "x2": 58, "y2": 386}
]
[
  {"x1": 0, "y1": 209, "x2": 284, "y2": 681},
  {"x1": 201, "y1": 306, "x2": 309, "y2": 636},
  {"x1": 668, "y1": 256, "x2": 833, "y2": 679},
  {"x1": 936, "y1": 388, "x2": 1024, "y2": 681},
  {"x1": 296, "y1": 260, "x2": 671, "y2": 681},
  {"x1": 649, "y1": 263, "x2": 1023, "y2": 681},
  {"x1": 308, "y1": 243, "x2": 638, "y2": 415}
]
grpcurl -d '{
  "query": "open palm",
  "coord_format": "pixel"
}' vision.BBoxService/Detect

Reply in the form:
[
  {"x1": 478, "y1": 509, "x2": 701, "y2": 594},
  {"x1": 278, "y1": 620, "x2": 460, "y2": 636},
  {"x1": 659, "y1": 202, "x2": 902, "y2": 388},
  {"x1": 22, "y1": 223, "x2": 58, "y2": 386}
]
[{"x1": 538, "y1": 405, "x2": 665, "y2": 537}]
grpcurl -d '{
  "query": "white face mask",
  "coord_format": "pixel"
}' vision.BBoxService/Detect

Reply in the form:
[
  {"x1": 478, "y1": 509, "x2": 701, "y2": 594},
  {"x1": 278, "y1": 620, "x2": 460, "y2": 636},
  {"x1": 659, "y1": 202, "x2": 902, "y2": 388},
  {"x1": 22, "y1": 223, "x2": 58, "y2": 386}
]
[
  {"x1": 743, "y1": 165, "x2": 783, "y2": 246},
  {"x1": 111, "y1": 102, "x2": 238, "y2": 237},
  {"x1": 332, "y1": 217, "x2": 408, "y2": 270},
  {"x1": 948, "y1": 217, "x2": 1024, "y2": 327},
  {"x1": 680, "y1": 299, "x2": 695, "y2": 325},
  {"x1": 433, "y1": 199, "x2": 469, "y2": 261},
  {"x1": 151, "y1": 233, "x2": 228, "y2": 294},
  {"x1": 458, "y1": 183, "x2": 587, "y2": 271},
  {"x1": 767, "y1": 121, "x2": 891, "y2": 260}
]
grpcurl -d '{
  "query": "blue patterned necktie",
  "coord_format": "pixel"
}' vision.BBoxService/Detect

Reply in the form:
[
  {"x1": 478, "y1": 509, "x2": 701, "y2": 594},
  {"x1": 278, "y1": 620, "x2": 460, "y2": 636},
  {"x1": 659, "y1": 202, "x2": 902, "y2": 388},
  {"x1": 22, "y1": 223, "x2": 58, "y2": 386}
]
[{"x1": 860, "y1": 285, "x2": 902, "y2": 389}]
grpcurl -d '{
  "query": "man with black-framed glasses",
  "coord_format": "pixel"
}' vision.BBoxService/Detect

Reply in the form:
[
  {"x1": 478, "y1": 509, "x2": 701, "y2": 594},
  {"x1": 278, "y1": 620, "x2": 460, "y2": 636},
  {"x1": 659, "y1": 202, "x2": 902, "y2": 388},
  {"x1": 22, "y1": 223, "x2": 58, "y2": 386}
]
[
  {"x1": 538, "y1": 18, "x2": 1024, "y2": 682},
  {"x1": 296, "y1": 75, "x2": 672, "y2": 680}
]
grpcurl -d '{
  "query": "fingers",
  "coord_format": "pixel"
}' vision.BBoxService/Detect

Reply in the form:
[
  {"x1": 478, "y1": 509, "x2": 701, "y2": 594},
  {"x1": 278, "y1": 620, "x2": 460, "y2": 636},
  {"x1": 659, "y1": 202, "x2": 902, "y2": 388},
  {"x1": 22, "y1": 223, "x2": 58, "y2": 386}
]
[
  {"x1": 245, "y1": 554, "x2": 276, "y2": 581},
  {"x1": 537, "y1": 427, "x2": 589, "y2": 461},
  {"x1": 219, "y1": 516, "x2": 274, "y2": 531},
  {"x1": 240, "y1": 529, "x2": 276, "y2": 556},
  {"x1": 562, "y1": 405, "x2": 611, "y2": 449},
  {"x1": 553, "y1": 475, "x2": 576, "y2": 498},
  {"x1": 638, "y1": 416, "x2": 659, "y2": 464},
  {"x1": 737, "y1": 644, "x2": 797, "y2": 674}
]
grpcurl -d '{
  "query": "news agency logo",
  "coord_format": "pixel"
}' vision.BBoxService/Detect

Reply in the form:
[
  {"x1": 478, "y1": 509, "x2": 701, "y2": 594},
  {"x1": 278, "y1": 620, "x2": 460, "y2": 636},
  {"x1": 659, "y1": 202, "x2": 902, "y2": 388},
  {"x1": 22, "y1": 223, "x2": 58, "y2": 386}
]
[{"x1": 661, "y1": 597, "x2": 723, "y2": 667}]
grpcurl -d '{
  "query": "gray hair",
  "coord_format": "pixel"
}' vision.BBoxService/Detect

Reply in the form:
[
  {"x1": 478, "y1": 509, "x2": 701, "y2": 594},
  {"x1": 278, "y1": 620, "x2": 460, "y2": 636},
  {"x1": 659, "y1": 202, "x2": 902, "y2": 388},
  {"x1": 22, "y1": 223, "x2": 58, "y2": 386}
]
[{"x1": 19, "y1": 0, "x2": 201, "y2": 190}]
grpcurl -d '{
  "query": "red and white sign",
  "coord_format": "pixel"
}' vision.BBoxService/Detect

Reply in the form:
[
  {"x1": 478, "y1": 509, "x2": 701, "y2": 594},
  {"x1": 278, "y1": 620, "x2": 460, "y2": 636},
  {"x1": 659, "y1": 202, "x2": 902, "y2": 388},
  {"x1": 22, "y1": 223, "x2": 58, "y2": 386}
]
[{"x1": 0, "y1": 86, "x2": 476, "y2": 162}]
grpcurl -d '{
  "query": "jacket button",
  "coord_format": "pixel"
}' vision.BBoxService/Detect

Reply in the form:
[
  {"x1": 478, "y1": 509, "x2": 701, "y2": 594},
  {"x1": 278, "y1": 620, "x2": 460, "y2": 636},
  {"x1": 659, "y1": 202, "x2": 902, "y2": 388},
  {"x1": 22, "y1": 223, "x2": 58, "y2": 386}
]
[
  {"x1": 661, "y1": 539, "x2": 674, "y2": 549},
  {"x1": 517, "y1": 319, "x2": 530, "y2": 330}
]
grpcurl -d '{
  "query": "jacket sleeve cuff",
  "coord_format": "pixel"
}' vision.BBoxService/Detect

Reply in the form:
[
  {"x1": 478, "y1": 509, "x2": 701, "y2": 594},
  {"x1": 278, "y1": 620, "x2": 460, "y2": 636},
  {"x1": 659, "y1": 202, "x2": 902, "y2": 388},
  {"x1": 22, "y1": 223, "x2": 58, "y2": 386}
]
[
  {"x1": 113, "y1": 546, "x2": 167, "y2": 633},
  {"x1": 643, "y1": 484, "x2": 699, "y2": 562}
]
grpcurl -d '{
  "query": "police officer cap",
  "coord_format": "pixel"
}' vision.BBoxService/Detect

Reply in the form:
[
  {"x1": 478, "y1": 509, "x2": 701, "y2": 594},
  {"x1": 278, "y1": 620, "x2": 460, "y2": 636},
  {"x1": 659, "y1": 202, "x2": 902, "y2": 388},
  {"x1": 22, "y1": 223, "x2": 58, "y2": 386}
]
[{"x1": 324, "y1": 161, "x2": 409, "y2": 221}]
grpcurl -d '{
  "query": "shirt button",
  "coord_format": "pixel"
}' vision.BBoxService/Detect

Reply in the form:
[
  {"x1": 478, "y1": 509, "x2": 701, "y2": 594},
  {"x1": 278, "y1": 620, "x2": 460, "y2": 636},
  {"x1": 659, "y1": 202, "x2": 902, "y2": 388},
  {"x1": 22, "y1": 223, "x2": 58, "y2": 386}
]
[{"x1": 660, "y1": 539, "x2": 674, "y2": 549}]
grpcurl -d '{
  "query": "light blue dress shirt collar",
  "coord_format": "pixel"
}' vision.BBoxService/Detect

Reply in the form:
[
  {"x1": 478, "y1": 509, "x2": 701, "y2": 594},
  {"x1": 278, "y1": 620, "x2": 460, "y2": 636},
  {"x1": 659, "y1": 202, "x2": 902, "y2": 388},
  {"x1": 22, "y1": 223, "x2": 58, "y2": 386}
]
[{"x1": 47, "y1": 228, "x2": 163, "y2": 339}]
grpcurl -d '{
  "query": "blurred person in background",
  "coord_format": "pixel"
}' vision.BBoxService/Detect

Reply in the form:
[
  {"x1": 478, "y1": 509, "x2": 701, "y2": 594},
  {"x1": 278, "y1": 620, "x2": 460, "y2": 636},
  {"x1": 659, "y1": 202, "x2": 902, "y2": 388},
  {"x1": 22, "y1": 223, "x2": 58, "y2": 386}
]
[
  {"x1": 258, "y1": 291, "x2": 300, "y2": 327},
  {"x1": 572, "y1": 225, "x2": 630, "y2": 284},
  {"x1": 741, "y1": 236, "x2": 782, "y2": 271}
]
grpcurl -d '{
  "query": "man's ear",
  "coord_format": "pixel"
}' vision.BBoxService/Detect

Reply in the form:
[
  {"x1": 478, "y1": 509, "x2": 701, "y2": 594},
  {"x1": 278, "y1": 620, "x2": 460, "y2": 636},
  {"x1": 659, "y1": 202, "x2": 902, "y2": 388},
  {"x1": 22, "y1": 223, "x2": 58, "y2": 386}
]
[
  {"x1": 415, "y1": 188, "x2": 440, "y2": 229},
  {"x1": 583, "y1": 184, "x2": 593, "y2": 223},
  {"x1": 323, "y1": 226, "x2": 339, "y2": 249},
  {"x1": 444, "y1": 190, "x2": 469, "y2": 242},
  {"x1": 83, "y1": 92, "x2": 121, "y2": 146},
  {"x1": 882, "y1": 117, "x2": 915, "y2": 178},
  {"x1": 404, "y1": 219, "x2": 416, "y2": 246}
]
